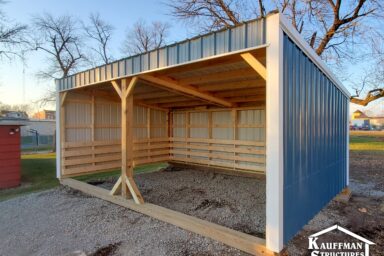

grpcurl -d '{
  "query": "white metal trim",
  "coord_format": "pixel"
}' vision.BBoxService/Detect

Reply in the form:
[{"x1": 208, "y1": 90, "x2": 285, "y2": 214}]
[
  {"x1": 55, "y1": 81, "x2": 61, "y2": 179},
  {"x1": 279, "y1": 14, "x2": 350, "y2": 97},
  {"x1": 265, "y1": 13, "x2": 284, "y2": 253},
  {"x1": 346, "y1": 102, "x2": 350, "y2": 185}
]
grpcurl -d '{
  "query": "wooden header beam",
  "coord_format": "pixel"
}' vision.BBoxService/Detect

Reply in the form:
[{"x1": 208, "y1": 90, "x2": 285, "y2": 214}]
[{"x1": 140, "y1": 75, "x2": 233, "y2": 108}]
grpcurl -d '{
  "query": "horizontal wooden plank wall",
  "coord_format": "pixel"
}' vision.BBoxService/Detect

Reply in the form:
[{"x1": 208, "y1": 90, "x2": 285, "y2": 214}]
[
  {"x1": 61, "y1": 92, "x2": 169, "y2": 177},
  {"x1": 61, "y1": 92, "x2": 265, "y2": 177},
  {"x1": 62, "y1": 139, "x2": 170, "y2": 177},
  {"x1": 170, "y1": 107, "x2": 266, "y2": 173}
]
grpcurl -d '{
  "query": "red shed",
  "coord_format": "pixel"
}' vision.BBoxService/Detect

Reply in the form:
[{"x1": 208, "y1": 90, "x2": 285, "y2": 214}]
[{"x1": 0, "y1": 119, "x2": 25, "y2": 189}]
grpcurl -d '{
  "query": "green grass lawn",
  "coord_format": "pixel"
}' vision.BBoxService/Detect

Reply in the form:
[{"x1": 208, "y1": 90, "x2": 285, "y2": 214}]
[
  {"x1": 0, "y1": 153, "x2": 166, "y2": 202},
  {"x1": 349, "y1": 131, "x2": 384, "y2": 151}
]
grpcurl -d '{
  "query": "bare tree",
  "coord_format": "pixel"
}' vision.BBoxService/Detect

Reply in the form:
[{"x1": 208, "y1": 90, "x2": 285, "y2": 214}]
[
  {"x1": 122, "y1": 19, "x2": 170, "y2": 55},
  {"x1": 0, "y1": 0, "x2": 28, "y2": 59},
  {"x1": 83, "y1": 13, "x2": 114, "y2": 65},
  {"x1": 281, "y1": 0, "x2": 381, "y2": 59},
  {"x1": 168, "y1": 0, "x2": 381, "y2": 58},
  {"x1": 166, "y1": 0, "x2": 263, "y2": 31},
  {"x1": 32, "y1": 13, "x2": 84, "y2": 79},
  {"x1": 167, "y1": 0, "x2": 384, "y2": 105},
  {"x1": 0, "y1": 101, "x2": 34, "y2": 115}
]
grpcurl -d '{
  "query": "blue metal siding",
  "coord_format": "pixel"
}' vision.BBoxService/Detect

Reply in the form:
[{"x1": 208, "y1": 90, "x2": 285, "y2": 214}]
[
  {"x1": 283, "y1": 34, "x2": 348, "y2": 244},
  {"x1": 58, "y1": 18, "x2": 266, "y2": 91}
]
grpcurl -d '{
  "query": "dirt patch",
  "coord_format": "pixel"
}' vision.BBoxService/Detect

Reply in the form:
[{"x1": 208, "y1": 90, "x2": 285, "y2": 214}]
[
  {"x1": 194, "y1": 199, "x2": 233, "y2": 211},
  {"x1": 90, "y1": 242, "x2": 121, "y2": 256},
  {"x1": 349, "y1": 151, "x2": 384, "y2": 192}
]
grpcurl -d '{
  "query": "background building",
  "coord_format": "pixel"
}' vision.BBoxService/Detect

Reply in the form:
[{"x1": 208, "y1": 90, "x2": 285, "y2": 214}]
[
  {"x1": 1, "y1": 110, "x2": 56, "y2": 151},
  {"x1": 32, "y1": 110, "x2": 56, "y2": 120},
  {"x1": 351, "y1": 110, "x2": 384, "y2": 130}
]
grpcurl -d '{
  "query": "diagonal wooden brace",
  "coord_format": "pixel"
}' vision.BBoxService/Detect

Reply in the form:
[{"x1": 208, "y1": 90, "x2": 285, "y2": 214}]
[
  {"x1": 110, "y1": 176, "x2": 122, "y2": 196},
  {"x1": 109, "y1": 175, "x2": 143, "y2": 204}
]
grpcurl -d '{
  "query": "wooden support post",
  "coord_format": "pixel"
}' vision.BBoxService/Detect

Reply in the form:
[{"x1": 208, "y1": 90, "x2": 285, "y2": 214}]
[
  {"x1": 111, "y1": 77, "x2": 144, "y2": 204},
  {"x1": 167, "y1": 111, "x2": 172, "y2": 138},
  {"x1": 167, "y1": 111, "x2": 172, "y2": 160},
  {"x1": 121, "y1": 79, "x2": 129, "y2": 198},
  {"x1": 185, "y1": 112, "x2": 190, "y2": 161},
  {"x1": 208, "y1": 112, "x2": 212, "y2": 164},
  {"x1": 147, "y1": 108, "x2": 151, "y2": 162},
  {"x1": 59, "y1": 91, "x2": 67, "y2": 178},
  {"x1": 126, "y1": 92, "x2": 134, "y2": 178},
  {"x1": 231, "y1": 109, "x2": 237, "y2": 169},
  {"x1": 91, "y1": 93, "x2": 95, "y2": 167}
]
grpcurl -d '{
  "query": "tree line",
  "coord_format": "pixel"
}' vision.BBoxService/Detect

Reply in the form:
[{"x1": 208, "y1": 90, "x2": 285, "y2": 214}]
[{"x1": 0, "y1": 0, "x2": 383, "y2": 106}]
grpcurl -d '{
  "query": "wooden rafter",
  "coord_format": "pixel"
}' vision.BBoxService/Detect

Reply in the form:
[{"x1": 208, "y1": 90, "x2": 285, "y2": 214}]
[
  {"x1": 159, "y1": 100, "x2": 208, "y2": 108},
  {"x1": 134, "y1": 90, "x2": 175, "y2": 100},
  {"x1": 139, "y1": 75, "x2": 233, "y2": 107},
  {"x1": 197, "y1": 79, "x2": 264, "y2": 91},
  {"x1": 178, "y1": 67, "x2": 257, "y2": 85},
  {"x1": 143, "y1": 96, "x2": 191, "y2": 105},
  {"x1": 214, "y1": 88, "x2": 265, "y2": 98},
  {"x1": 241, "y1": 53, "x2": 267, "y2": 80},
  {"x1": 134, "y1": 99, "x2": 169, "y2": 112}
]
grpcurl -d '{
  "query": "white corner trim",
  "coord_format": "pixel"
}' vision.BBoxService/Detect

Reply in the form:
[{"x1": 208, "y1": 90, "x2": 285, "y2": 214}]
[
  {"x1": 346, "y1": 102, "x2": 350, "y2": 185},
  {"x1": 55, "y1": 81, "x2": 61, "y2": 179},
  {"x1": 265, "y1": 13, "x2": 284, "y2": 253},
  {"x1": 279, "y1": 14, "x2": 351, "y2": 97}
]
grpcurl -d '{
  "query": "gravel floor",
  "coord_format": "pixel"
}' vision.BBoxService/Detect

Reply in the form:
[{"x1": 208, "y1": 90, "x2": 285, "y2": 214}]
[
  {"x1": 98, "y1": 167, "x2": 266, "y2": 238},
  {"x1": 0, "y1": 186, "x2": 248, "y2": 256}
]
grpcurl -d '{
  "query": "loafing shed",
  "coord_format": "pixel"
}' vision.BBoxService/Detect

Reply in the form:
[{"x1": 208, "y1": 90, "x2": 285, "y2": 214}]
[{"x1": 56, "y1": 13, "x2": 350, "y2": 255}]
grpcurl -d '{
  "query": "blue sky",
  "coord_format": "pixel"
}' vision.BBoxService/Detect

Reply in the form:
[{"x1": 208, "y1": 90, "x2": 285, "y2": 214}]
[
  {"x1": 0, "y1": 0, "x2": 380, "y2": 115},
  {"x1": 0, "y1": 0, "x2": 189, "y2": 109}
]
